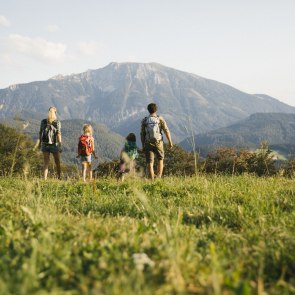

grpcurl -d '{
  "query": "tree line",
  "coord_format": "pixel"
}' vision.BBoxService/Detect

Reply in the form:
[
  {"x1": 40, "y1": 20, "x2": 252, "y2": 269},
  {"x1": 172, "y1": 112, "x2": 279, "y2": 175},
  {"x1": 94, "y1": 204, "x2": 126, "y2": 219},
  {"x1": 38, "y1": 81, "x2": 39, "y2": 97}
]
[{"x1": 1, "y1": 123, "x2": 295, "y2": 178}]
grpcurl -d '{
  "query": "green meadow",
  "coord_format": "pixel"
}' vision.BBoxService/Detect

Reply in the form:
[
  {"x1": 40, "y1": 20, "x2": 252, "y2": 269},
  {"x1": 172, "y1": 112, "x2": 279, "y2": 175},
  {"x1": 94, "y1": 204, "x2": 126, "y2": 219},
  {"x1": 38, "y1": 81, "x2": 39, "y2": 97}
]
[{"x1": 0, "y1": 175, "x2": 294, "y2": 295}]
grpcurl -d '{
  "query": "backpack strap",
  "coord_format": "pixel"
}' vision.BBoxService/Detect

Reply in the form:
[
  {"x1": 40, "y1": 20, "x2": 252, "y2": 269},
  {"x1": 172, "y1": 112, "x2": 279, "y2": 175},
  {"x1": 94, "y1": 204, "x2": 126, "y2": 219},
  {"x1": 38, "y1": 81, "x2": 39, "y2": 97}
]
[
  {"x1": 40, "y1": 118, "x2": 47, "y2": 140},
  {"x1": 144, "y1": 115, "x2": 160, "y2": 125},
  {"x1": 41, "y1": 118, "x2": 47, "y2": 129},
  {"x1": 143, "y1": 116, "x2": 148, "y2": 126}
]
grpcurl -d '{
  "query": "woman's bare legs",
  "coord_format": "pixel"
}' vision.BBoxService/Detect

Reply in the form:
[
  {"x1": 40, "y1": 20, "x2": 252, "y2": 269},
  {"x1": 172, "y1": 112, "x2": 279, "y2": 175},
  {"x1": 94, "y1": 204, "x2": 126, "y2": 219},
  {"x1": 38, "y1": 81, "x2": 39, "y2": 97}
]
[
  {"x1": 43, "y1": 152, "x2": 50, "y2": 180},
  {"x1": 53, "y1": 152, "x2": 61, "y2": 179}
]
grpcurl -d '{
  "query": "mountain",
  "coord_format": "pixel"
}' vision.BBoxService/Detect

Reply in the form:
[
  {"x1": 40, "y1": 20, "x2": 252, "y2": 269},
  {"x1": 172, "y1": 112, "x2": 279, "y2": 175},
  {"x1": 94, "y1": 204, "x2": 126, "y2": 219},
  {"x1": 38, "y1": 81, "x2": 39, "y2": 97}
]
[
  {"x1": 0, "y1": 117, "x2": 124, "y2": 164},
  {"x1": 179, "y1": 113, "x2": 295, "y2": 158},
  {"x1": 1, "y1": 62, "x2": 294, "y2": 142}
]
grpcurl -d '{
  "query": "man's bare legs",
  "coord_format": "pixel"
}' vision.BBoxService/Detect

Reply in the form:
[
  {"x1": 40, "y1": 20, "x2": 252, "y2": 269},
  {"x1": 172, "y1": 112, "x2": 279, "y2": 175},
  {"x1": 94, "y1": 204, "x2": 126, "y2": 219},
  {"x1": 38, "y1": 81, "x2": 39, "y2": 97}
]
[
  {"x1": 157, "y1": 159, "x2": 164, "y2": 178},
  {"x1": 148, "y1": 162, "x2": 155, "y2": 180},
  {"x1": 148, "y1": 159, "x2": 164, "y2": 180}
]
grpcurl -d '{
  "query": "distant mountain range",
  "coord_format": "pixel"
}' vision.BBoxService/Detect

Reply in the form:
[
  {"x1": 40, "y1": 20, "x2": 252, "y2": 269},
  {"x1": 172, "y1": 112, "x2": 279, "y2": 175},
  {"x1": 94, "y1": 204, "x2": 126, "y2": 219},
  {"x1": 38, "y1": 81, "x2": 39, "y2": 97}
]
[
  {"x1": 1, "y1": 62, "x2": 294, "y2": 142},
  {"x1": 0, "y1": 116, "x2": 124, "y2": 164},
  {"x1": 179, "y1": 113, "x2": 295, "y2": 159}
]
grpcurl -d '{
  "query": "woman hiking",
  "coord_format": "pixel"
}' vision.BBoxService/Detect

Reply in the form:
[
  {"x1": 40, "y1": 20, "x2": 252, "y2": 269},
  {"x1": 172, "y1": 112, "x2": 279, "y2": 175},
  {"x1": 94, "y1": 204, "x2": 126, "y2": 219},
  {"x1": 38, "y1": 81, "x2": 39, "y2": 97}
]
[{"x1": 38, "y1": 106, "x2": 62, "y2": 180}]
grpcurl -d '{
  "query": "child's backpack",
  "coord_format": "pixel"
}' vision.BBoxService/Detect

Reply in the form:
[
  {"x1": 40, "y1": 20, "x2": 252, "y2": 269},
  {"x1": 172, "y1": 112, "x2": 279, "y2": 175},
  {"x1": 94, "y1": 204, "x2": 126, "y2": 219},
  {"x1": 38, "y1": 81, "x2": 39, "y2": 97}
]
[
  {"x1": 41, "y1": 119, "x2": 58, "y2": 144},
  {"x1": 143, "y1": 116, "x2": 163, "y2": 142},
  {"x1": 78, "y1": 135, "x2": 93, "y2": 156},
  {"x1": 124, "y1": 141, "x2": 138, "y2": 160}
]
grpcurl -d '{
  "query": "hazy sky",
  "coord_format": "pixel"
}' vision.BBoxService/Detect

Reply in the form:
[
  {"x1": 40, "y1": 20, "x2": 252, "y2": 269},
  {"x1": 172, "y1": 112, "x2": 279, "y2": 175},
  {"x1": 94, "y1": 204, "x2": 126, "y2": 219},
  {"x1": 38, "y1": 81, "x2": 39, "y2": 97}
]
[{"x1": 1, "y1": 0, "x2": 294, "y2": 106}]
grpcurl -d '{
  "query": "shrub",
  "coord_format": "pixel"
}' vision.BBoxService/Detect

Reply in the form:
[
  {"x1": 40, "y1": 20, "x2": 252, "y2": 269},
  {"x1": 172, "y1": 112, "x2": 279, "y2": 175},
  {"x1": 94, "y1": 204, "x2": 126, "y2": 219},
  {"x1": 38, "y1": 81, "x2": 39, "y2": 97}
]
[
  {"x1": 281, "y1": 156, "x2": 295, "y2": 178},
  {"x1": 0, "y1": 124, "x2": 41, "y2": 176},
  {"x1": 202, "y1": 142, "x2": 276, "y2": 176}
]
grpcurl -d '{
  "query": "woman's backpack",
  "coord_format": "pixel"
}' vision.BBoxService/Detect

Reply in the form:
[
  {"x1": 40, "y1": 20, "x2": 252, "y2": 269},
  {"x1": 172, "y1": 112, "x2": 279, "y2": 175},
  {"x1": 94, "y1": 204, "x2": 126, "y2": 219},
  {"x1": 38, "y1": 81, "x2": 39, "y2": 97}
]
[{"x1": 41, "y1": 119, "x2": 58, "y2": 144}]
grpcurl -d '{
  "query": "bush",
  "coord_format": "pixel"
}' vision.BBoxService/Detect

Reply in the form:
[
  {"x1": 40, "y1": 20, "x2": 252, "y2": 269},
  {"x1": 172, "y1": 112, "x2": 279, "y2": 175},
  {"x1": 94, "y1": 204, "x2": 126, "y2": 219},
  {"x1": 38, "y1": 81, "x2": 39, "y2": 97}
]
[
  {"x1": 202, "y1": 142, "x2": 276, "y2": 176},
  {"x1": 95, "y1": 144, "x2": 198, "y2": 178},
  {"x1": 281, "y1": 156, "x2": 295, "y2": 178},
  {"x1": 0, "y1": 124, "x2": 42, "y2": 176}
]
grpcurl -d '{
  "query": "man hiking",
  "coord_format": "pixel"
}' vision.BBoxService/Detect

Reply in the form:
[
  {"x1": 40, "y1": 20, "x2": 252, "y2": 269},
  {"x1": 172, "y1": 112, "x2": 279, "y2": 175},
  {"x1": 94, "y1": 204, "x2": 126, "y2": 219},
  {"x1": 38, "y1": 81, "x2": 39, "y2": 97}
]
[{"x1": 141, "y1": 103, "x2": 173, "y2": 180}]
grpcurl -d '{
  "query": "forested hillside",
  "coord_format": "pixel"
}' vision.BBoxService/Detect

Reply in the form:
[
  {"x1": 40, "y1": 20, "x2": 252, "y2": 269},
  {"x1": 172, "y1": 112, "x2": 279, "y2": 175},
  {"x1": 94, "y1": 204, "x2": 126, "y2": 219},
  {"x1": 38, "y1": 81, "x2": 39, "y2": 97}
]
[
  {"x1": 0, "y1": 117, "x2": 124, "y2": 164},
  {"x1": 180, "y1": 113, "x2": 295, "y2": 158}
]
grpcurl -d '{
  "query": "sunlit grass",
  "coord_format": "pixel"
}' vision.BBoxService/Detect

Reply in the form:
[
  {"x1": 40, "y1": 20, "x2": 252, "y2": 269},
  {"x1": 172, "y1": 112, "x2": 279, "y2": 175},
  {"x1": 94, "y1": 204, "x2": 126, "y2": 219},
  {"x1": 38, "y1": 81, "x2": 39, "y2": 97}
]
[{"x1": 0, "y1": 175, "x2": 294, "y2": 294}]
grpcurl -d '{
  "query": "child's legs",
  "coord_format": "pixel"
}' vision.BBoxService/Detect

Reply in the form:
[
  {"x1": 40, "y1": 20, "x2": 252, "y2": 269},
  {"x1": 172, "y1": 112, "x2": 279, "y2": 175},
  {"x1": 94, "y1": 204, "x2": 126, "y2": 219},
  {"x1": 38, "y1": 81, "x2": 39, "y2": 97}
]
[
  {"x1": 82, "y1": 162, "x2": 87, "y2": 181},
  {"x1": 116, "y1": 172, "x2": 124, "y2": 182},
  {"x1": 120, "y1": 174, "x2": 125, "y2": 182},
  {"x1": 129, "y1": 160, "x2": 136, "y2": 176},
  {"x1": 87, "y1": 162, "x2": 92, "y2": 180}
]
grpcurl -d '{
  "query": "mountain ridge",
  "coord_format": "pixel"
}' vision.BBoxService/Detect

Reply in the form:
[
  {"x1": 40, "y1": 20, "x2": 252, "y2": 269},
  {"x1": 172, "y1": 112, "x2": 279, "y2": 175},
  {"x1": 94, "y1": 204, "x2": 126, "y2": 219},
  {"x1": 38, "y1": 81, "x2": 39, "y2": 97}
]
[
  {"x1": 1, "y1": 62, "x2": 294, "y2": 142},
  {"x1": 179, "y1": 112, "x2": 295, "y2": 158}
]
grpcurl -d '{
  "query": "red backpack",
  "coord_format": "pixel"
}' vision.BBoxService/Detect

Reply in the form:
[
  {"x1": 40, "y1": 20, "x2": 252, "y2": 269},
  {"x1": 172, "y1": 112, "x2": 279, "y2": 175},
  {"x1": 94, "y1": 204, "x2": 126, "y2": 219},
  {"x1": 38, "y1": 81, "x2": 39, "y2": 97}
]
[{"x1": 78, "y1": 135, "x2": 93, "y2": 156}]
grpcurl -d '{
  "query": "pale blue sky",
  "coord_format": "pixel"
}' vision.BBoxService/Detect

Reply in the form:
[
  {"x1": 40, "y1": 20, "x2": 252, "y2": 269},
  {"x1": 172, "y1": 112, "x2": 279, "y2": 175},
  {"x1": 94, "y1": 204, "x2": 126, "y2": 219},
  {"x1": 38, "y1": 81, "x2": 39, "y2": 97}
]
[{"x1": 1, "y1": 0, "x2": 294, "y2": 106}]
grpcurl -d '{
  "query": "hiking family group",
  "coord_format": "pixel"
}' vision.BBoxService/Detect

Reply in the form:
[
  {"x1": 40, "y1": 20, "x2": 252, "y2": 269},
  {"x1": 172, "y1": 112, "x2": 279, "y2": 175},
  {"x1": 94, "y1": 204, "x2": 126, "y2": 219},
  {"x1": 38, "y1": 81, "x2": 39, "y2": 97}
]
[{"x1": 38, "y1": 103, "x2": 173, "y2": 182}]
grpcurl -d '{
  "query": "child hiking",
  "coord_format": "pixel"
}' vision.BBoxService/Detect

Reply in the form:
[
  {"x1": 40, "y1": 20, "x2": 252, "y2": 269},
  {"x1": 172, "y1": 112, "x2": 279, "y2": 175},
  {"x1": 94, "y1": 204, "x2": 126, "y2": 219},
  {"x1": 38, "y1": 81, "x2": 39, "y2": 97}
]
[
  {"x1": 141, "y1": 103, "x2": 173, "y2": 180},
  {"x1": 77, "y1": 124, "x2": 97, "y2": 182},
  {"x1": 115, "y1": 133, "x2": 139, "y2": 181}
]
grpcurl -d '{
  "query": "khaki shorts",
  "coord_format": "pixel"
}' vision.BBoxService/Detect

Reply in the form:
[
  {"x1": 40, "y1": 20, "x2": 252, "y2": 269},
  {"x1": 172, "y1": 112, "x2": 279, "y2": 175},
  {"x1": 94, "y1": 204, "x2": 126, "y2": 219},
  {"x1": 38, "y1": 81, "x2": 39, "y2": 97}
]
[{"x1": 145, "y1": 141, "x2": 164, "y2": 163}]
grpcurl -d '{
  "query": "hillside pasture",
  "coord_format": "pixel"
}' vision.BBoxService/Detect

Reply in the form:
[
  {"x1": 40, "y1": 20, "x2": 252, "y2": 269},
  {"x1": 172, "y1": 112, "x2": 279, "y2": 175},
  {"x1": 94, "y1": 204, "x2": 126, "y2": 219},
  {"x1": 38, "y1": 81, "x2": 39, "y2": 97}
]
[{"x1": 0, "y1": 175, "x2": 294, "y2": 294}]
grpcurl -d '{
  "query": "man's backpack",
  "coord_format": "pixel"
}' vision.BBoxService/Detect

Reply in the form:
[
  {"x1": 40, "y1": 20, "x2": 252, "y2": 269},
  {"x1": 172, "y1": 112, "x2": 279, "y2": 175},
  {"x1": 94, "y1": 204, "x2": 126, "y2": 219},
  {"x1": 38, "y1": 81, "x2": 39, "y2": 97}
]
[
  {"x1": 41, "y1": 119, "x2": 58, "y2": 144},
  {"x1": 143, "y1": 116, "x2": 162, "y2": 142},
  {"x1": 78, "y1": 135, "x2": 93, "y2": 156}
]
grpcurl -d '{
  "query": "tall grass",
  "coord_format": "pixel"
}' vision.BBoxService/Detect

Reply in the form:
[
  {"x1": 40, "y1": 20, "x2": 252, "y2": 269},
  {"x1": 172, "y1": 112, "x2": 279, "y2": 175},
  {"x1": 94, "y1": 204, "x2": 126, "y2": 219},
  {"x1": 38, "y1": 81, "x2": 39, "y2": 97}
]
[
  {"x1": 184, "y1": 116, "x2": 199, "y2": 175},
  {"x1": 0, "y1": 175, "x2": 294, "y2": 294}
]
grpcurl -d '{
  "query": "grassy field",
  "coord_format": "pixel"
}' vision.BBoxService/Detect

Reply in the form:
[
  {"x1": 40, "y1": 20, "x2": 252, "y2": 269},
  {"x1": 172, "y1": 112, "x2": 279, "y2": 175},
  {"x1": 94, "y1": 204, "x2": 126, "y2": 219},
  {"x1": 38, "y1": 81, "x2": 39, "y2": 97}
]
[{"x1": 0, "y1": 175, "x2": 294, "y2": 295}]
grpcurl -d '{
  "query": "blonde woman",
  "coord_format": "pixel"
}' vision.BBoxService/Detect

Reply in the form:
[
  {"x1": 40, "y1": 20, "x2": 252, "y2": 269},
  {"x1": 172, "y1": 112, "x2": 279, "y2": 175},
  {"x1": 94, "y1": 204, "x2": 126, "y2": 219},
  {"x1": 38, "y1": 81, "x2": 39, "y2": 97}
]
[
  {"x1": 77, "y1": 124, "x2": 97, "y2": 182},
  {"x1": 39, "y1": 106, "x2": 62, "y2": 180}
]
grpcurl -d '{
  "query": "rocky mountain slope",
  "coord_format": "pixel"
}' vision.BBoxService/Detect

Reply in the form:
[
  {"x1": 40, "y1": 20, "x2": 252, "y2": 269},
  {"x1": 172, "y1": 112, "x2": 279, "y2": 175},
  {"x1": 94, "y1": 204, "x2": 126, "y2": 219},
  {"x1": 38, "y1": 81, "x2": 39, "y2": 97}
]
[{"x1": 1, "y1": 62, "x2": 294, "y2": 142}]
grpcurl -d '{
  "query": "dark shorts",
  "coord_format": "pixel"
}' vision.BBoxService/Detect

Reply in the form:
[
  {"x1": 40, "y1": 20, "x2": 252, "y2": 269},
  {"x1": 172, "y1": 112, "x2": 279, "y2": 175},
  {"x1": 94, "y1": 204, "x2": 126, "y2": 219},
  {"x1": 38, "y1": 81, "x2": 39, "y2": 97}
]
[
  {"x1": 145, "y1": 141, "x2": 164, "y2": 163},
  {"x1": 80, "y1": 155, "x2": 92, "y2": 163},
  {"x1": 41, "y1": 143, "x2": 59, "y2": 153}
]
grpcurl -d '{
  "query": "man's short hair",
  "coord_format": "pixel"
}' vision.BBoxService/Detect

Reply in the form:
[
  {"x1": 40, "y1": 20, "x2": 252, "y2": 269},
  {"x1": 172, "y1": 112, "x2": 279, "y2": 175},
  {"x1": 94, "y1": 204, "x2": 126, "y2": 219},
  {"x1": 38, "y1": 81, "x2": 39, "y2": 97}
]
[{"x1": 147, "y1": 103, "x2": 157, "y2": 114}]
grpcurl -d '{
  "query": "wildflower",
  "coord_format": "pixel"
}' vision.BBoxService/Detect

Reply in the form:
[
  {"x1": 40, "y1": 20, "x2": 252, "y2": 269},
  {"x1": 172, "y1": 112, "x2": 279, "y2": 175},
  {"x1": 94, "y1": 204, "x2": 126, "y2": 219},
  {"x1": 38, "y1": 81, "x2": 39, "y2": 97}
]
[{"x1": 132, "y1": 253, "x2": 155, "y2": 271}]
